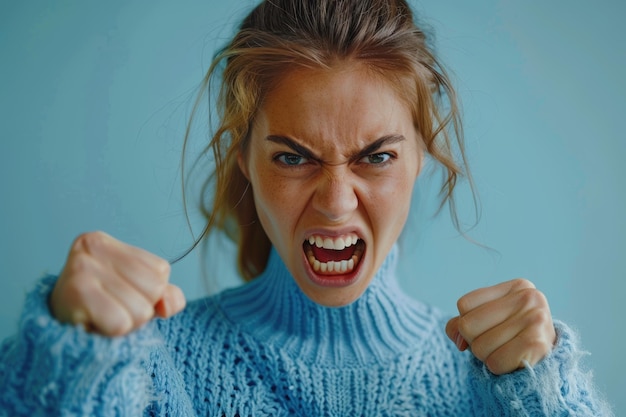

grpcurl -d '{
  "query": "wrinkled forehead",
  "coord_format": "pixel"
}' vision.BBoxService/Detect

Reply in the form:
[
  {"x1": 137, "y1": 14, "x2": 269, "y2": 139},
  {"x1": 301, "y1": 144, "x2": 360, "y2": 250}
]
[{"x1": 251, "y1": 63, "x2": 419, "y2": 153}]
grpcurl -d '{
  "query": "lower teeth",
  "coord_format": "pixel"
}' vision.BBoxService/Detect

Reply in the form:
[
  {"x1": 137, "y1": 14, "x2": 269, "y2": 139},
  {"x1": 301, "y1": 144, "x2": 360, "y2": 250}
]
[
  {"x1": 305, "y1": 242, "x2": 363, "y2": 275},
  {"x1": 309, "y1": 256, "x2": 357, "y2": 274}
]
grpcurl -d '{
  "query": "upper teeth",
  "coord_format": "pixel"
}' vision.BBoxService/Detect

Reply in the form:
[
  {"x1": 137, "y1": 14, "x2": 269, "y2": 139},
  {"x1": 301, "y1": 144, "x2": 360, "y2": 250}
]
[{"x1": 307, "y1": 234, "x2": 359, "y2": 250}]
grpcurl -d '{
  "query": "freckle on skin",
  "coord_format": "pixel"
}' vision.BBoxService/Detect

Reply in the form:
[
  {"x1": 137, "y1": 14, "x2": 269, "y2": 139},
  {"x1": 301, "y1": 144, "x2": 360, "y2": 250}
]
[{"x1": 243, "y1": 63, "x2": 421, "y2": 306}]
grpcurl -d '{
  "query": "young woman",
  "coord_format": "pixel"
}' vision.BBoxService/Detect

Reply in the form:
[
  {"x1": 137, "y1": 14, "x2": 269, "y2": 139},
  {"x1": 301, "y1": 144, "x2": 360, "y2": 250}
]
[{"x1": 0, "y1": 0, "x2": 611, "y2": 415}]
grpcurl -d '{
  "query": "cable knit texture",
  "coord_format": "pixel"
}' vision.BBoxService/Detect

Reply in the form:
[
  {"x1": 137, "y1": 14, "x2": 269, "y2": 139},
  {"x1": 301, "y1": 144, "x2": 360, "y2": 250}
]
[{"x1": 0, "y1": 246, "x2": 612, "y2": 416}]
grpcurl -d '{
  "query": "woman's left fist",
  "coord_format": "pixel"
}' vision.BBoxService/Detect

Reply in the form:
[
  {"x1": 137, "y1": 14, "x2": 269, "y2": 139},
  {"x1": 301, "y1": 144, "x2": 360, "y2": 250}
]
[{"x1": 445, "y1": 278, "x2": 557, "y2": 375}]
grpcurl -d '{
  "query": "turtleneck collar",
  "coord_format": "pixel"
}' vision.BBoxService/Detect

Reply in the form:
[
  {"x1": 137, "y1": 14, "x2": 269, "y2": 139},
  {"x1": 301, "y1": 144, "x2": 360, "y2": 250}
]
[{"x1": 217, "y1": 245, "x2": 436, "y2": 367}]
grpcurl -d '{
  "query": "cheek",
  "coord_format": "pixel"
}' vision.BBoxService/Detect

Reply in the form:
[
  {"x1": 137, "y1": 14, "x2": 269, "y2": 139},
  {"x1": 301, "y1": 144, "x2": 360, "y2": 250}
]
[
  {"x1": 251, "y1": 171, "x2": 299, "y2": 238},
  {"x1": 370, "y1": 174, "x2": 415, "y2": 232}
]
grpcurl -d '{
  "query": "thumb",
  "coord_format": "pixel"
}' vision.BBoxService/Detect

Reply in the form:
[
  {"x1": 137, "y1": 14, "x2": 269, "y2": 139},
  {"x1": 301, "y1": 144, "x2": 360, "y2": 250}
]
[
  {"x1": 445, "y1": 316, "x2": 469, "y2": 351},
  {"x1": 154, "y1": 284, "x2": 186, "y2": 319}
]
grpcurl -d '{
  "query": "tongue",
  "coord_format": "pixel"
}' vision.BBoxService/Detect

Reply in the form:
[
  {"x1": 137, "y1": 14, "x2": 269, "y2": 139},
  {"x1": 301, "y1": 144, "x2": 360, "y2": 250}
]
[{"x1": 311, "y1": 245, "x2": 356, "y2": 263}]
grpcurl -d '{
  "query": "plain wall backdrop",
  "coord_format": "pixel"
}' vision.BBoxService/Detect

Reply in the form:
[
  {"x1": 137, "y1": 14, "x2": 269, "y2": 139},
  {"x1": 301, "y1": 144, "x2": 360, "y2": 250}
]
[{"x1": 1, "y1": 0, "x2": 623, "y2": 414}]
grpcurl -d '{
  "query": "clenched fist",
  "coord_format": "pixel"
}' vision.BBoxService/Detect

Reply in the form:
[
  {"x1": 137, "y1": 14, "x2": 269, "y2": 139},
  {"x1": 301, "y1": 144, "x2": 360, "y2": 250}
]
[
  {"x1": 49, "y1": 231, "x2": 186, "y2": 337},
  {"x1": 445, "y1": 278, "x2": 556, "y2": 375}
]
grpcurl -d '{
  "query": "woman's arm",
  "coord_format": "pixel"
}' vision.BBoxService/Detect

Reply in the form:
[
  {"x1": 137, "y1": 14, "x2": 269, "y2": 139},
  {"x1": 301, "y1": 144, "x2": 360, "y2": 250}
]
[
  {"x1": 446, "y1": 279, "x2": 612, "y2": 415},
  {"x1": 466, "y1": 320, "x2": 612, "y2": 416},
  {"x1": 0, "y1": 275, "x2": 160, "y2": 416}
]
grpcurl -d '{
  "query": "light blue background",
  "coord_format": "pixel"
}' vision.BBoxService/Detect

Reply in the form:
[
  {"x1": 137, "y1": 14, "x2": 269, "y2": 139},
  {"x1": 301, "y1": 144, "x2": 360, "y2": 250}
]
[{"x1": 1, "y1": 0, "x2": 623, "y2": 414}]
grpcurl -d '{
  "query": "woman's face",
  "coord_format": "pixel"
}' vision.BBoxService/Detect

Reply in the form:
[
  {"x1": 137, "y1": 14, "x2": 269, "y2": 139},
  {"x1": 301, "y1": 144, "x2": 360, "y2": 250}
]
[{"x1": 239, "y1": 63, "x2": 423, "y2": 306}]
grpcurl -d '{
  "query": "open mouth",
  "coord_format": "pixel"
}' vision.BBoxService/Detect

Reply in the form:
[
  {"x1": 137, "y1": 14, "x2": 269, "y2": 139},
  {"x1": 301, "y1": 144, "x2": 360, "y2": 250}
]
[{"x1": 303, "y1": 233, "x2": 365, "y2": 275}]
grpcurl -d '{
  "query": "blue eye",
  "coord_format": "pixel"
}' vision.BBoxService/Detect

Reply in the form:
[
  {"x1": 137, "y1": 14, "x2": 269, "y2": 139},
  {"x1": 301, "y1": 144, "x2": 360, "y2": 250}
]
[
  {"x1": 276, "y1": 153, "x2": 307, "y2": 166},
  {"x1": 361, "y1": 153, "x2": 392, "y2": 165}
]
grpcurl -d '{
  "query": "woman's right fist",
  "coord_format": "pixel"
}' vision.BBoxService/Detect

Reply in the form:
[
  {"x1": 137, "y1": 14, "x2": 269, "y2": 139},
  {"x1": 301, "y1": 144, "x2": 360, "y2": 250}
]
[{"x1": 49, "y1": 231, "x2": 186, "y2": 337}]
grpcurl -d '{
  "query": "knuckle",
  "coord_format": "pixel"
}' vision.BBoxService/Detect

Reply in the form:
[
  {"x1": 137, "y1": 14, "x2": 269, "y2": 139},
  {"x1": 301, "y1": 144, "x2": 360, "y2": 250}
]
[
  {"x1": 144, "y1": 284, "x2": 166, "y2": 306},
  {"x1": 485, "y1": 355, "x2": 506, "y2": 375},
  {"x1": 456, "y1": 315, "x2": 472, "y2": 338},
  {"x1": 534, "y1": 290, "x2": 549, "y2": 308},
  {"x1": 522, "y1": 335, "x2": 553, "y2": 359},
  {"x1": 72, "y1": 231, "x2": 109, "y2": 254},
  {"x1": 153, "y1": 257, "x2": 171, "y2": 279},
  {"x1": 527, "y1": 306, "x2": 552, "y2": 327},
  {"x1": 519, "y1": 326, "x2": 554, "y2": 354},
  {"x1": 64, "y1": 252, "x2": 93, "y2": 276},
  {"x1": 456, "y1": 296, "x2": 471, "y2": 315},
  {"x1": 518, "y1": 288, "x2": 548, "y2": 310},
  {"x1": 62, "y1": 252, "x2": 100, "y2": 284},
  {"x1": 70, "y1": 233, "x2": 90, "y2": 252},
  {"x1": 517, "y1": 287, "x2": 537, "y2": 305},
  {"x1": 64, "y1": 273, "x2": 99, "y2": 303},
  {"x1": 511, "y1": 278, "x2": 535, "y2": 291},
  {"x1": 469, "y1": 340, "x2": 488, "y2": 362},
  {"x1": 104, "y1": 312, "x2": 133, "y2": 337},
  {"x1": 152, "y1": 275, "x2": 170, "y2": 294},
  {"x1": 136, "y1": 303, "x2": 155, "y2": 323}
]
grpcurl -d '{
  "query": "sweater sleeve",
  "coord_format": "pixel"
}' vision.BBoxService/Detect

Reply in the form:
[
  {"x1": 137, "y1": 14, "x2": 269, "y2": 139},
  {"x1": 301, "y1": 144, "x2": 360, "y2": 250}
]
[
  {"x1": 467, "y1": 320, "x2": 613, "y2": 416},
  {"x1": 0, "y1": 275, "x2": 162, "y2": 416}
]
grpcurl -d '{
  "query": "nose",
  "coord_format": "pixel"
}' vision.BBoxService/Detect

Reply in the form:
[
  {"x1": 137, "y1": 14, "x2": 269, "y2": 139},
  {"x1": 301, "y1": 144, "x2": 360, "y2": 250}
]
[{"x1": 311, "y1": 168, "x2": 359, "y2": 222}]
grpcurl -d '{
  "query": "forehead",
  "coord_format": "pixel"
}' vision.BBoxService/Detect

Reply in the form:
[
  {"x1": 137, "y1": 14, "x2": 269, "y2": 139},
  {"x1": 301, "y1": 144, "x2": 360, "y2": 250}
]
[{"x1": 254, "y1": 63, "x2": 417, "y2": 151}]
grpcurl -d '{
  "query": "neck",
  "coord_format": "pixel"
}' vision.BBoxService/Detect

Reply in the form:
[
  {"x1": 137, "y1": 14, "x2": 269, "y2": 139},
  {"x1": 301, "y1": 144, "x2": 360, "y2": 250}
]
[{"x1": 218, "y1": 245, "x2": 434, "y2": 366}]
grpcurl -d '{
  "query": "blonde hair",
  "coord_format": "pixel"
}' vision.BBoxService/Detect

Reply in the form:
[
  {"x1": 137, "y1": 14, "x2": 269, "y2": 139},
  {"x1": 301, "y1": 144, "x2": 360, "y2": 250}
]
[{"x1": 181, "y1": 0, "x2": 473, "y2": 281}]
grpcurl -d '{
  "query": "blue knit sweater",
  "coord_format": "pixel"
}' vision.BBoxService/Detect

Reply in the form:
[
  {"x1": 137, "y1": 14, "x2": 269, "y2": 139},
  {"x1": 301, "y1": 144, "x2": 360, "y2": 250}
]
[{"x1": 0, "y1": 247, "x2": 612, "y2": 416}]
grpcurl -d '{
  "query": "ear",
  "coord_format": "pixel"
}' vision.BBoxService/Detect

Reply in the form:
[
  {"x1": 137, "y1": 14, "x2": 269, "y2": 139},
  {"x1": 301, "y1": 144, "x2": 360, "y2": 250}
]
[{"x1": 238, "y1": 151, "x2": 250, "y2": 181}]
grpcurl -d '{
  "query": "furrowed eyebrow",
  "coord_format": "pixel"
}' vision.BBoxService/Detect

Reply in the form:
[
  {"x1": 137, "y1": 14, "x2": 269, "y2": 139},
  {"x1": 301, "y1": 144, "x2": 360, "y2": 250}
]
[
  {"x1": 349, "y1": 134, "x2": 405, "y2": 163},
  {"x1": 265, "y1": 133, "x2": 406, "y2": 164},
  {"x1": 265, "y1": 135, "x2": 320, "y2": 162}
]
